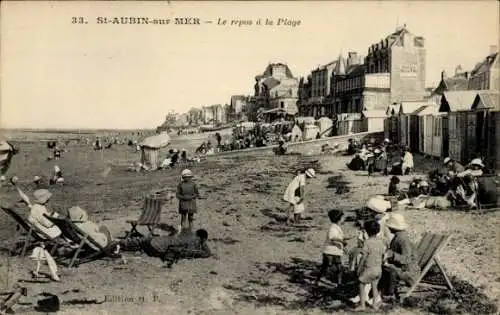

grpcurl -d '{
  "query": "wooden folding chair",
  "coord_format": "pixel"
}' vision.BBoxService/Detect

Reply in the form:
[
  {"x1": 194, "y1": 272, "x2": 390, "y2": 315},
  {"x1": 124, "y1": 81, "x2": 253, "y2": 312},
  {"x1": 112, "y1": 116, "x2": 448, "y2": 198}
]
[
  {"x1": 43, "y1": 215, "x2": 118, "y2": 268},
  {"x1": 401, "y1": 232, "x2": 454, "y2": 300},
  {"x1": 0, "y1": 207, "x2": 58, "y2": 257},
  {"x1": 124, "y1": 196, "x2": 164, "y2": 238}
]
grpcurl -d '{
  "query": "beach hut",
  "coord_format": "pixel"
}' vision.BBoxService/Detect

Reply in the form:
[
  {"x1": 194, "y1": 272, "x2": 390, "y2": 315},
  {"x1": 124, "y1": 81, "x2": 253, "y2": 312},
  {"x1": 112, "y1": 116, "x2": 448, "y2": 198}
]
[
  {"x1": 417, "y1": 105, "x2": 440, "y2": 157},
  {"x1": 361, "y1": 110, "x2": 387, "y2": 132},
  {"x1": 303, "y1": 124, "x2": 321, "y2": 141},
  {"x1": 316, "y1": 117, "x2": 333, "y2": 137},
  {"x1": 139, "y1": 132, "x2": 171, "y2": 170},
  {"x1": 290, "y1": 124, "x2": 303, "y2": 142},
  {"x1": 439, "y1": 91, "x2": 478, "y2": 163},
  {"x1": 336, "y1": 113, "x2": 364, "y2": 135},
  {"x1": 471, "y1": 91, "x2": 500, "y2": 170},
  {"x1": 397, "y1": 101, "x2": 433, "y2": 149},
  {"x1": 384, "y1": 104, "x2": 400, "y2": 143}
]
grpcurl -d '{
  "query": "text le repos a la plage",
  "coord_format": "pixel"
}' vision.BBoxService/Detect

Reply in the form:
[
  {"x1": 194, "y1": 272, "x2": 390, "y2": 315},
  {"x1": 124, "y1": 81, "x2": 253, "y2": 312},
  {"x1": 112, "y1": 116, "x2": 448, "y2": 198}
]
[{"x1": 72, "y1": 16, "x2": 301, "y2": 27}]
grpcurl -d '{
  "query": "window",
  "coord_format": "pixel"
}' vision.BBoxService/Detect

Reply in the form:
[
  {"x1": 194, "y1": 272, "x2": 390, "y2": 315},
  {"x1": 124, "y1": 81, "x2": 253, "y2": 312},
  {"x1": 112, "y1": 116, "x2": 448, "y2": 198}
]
[{"x1": 280, "y1": 101, "x2": 284, "y2": 108}]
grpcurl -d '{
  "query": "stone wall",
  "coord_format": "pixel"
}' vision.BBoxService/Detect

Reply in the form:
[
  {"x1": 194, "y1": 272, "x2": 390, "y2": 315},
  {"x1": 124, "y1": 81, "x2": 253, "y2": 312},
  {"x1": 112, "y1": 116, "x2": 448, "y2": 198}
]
[{"x1": 214, "y1": 131, "x2": 384, "y2": 157}]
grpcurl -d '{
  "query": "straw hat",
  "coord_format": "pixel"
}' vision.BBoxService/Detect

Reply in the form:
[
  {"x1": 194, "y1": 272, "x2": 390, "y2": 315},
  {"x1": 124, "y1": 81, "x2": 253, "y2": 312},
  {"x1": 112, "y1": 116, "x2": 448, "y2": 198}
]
[
  {"x1": 366, "y1": 196, "x2": 391, "y2": 213},
  {"x1": 181, "y1": 169, "x2": 193, "y2": 177},
  {"x1": 443, "y1": 157, "x2": 451, "y2": 165},
  {"x1": 33, "y1": 189, "x2": 52, "y2": 205},
  {"x1": 67, "y1": 206, "x2": 89, "y2": 222},
  {"x1": 469, "y1": 158, "x2": 484, "y2": 168},
  {"x1": 384, "y1": 138, "x2": 390, "y2": 143},
  {"x1": 385, "y1": 213, "x2": 409, "y2": 231},
  {"x1": 305, "y1": 168, "x2": 315, "y2": 178},
  {"x1": 33, "y1": 175, "x2": 41, "y2": 182},
  {"x1": 374, "y1": 148, "x2": 381, "y2": 154}
]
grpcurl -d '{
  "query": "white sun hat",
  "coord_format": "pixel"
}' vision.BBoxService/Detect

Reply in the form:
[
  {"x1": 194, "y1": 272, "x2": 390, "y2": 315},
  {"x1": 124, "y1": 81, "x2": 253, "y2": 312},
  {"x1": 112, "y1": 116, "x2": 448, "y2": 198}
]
[
  {"x1": 469, "y1": 158, "x2": 485, "y2": 168},
  {"x1": 181, "y1": 169, "x2": 193, "y2": 177},
  {"x1": 305, "y1": 168, "x2": 315, "y2": 178},
  {"x1": 33, "y1": 189, "x2": 52, "y2": 205},
  {"x1": 385, "y1": 213, "x2": 409, "y2": 231},
  {"x1": 444, "y1": 157, "x2": 451, "y2": 165},
  {"x1": 366, "y1": 196, "x2": 391, "y2": 213}
]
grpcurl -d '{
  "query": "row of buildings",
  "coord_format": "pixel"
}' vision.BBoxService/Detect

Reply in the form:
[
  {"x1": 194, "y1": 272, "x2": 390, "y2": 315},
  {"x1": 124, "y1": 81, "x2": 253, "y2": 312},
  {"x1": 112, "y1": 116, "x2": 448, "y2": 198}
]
[{"x1": 171, "y1": 24, "x2": 498, "y2": 133}]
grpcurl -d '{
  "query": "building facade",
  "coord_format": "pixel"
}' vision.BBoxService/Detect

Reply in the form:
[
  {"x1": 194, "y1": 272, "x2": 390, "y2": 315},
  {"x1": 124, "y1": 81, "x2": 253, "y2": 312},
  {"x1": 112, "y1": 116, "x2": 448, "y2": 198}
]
[
  {"x1": 468, "y1": 46, "x2": 499, "y2": 91},
  {"x1": 254, "y1": 63, "x2": 299, "y2": 115},
  {"x1": 201, "y1": 104, "x2": 226, "y2": 125},
  {"x1": 330, "y1": 25, "x2": 426, "y2": 115}
]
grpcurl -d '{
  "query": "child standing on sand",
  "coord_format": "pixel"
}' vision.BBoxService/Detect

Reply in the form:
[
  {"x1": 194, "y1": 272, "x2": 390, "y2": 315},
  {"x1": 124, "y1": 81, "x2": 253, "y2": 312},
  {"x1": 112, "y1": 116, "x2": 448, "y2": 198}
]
[
  {"x1": 315, "y1": 209, "x2": 347, "y2": 285},
  {"x1": 176, "y1": 169, "x2": 200, "y2": 231},
  {"x1": 355, "y1": 220, "x2": 385, "y2": 311}
]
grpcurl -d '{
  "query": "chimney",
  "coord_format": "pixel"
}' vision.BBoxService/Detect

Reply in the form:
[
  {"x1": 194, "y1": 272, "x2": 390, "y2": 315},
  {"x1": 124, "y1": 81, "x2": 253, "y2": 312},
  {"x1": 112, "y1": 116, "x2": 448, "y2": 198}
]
[
  {"x1": 490, "y1": 45, "x2": 498, "y2": 55},
  {"x1": 441, "y1": 70, "x2": 446, "y2": 80},
  {"x1": 455, "y1": 65, "x2": 462, "y2": 75}
]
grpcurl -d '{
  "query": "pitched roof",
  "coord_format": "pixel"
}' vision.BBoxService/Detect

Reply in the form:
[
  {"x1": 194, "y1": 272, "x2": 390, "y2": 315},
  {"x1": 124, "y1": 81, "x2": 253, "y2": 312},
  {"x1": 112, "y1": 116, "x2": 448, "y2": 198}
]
[
  {"x1": 386, "y1": 104, "x2": 400, "y2": 115},
  {"x1": 417, "y1": 105, "x2": 440, "y2": 116},
  {"x1": 470, "y1": 52, "x2": 498, "y2": 77},
  {"x1": 399, "y1": 101, "x2": 432, "y2": 114},
  {"x1": 472, "y1": 91, "x2": 500, "y2": 111},
  {"x1": 440, "y1": 91, "x2": 479, "y2": 112},
  {"x1": 362, "y1": 110, "x2": 387, "y2": 118},
  {"x1": 430, "y1": 74, "x2": 469, "y2": 97},
  {"x1": 262, "y1": 77, "x2": 280, "y2": 89}
]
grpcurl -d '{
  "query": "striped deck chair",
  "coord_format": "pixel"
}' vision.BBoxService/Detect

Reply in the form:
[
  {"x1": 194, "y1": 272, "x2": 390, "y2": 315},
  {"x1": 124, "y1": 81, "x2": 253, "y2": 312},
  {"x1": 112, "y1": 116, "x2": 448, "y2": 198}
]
[
  {"x1": 124, "y1": 196, "x2": 163, "y2": 239},
  {"x1": 401, "y1": 232, "x2": 454, "y2": 300},
  {"x1": 1, "y1": 207, "x2": 59, "y2": 257},
  {"x1": 43, "y1": 214, "x2": 119, "y2": 268}
]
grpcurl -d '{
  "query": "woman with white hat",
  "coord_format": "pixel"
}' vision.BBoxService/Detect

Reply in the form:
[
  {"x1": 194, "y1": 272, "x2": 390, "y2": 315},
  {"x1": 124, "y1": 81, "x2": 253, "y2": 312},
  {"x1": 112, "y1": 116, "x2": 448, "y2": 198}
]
[
  {"x1": 67, "y1": 206, "x2": 116, "y2": 250},
  {"x1": 379, "y1": 213, "x2": 420, "y2": 300},
  {"x1": 27, "y1": 189, "x2": 62, "y2": 239},
  {"x1": 283, "y1": 168, "x2": 315, "y2": 224}
]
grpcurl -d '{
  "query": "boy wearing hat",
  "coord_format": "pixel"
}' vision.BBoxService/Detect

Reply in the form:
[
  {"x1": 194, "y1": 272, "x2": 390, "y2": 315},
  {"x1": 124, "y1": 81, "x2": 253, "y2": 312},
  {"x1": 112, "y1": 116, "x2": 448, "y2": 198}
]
[
  {"x1": 283, "y1": 168, "x2": 315, "y2": 224},
  {"x1": 176, "y1": 169, "x2": 200, "y2": 231},
  {"x1": 316, "y1": 209, "x2": 346, "y2": 285},
  {"x1": 380, "y1": 213, "x2": 419, "y2": 301}
]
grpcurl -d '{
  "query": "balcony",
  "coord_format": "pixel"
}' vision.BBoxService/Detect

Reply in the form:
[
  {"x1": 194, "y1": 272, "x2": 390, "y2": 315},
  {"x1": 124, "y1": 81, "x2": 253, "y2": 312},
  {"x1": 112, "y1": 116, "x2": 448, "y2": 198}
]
[{"x1": 364, "y1": 73, "x2": 390, "y2": 89}]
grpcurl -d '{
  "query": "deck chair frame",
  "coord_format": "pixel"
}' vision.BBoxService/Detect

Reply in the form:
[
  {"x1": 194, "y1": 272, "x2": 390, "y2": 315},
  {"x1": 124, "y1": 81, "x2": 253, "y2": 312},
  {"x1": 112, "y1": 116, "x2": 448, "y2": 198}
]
[
  {"x1": 401, "y1": 232, "x2": 453, "y2": 300},
  {"x1": 1, "y1": 207, "x2": 59, "y2": 257},
  {"x1": 43, "y1": 215, "x2": 117, "y2": 268},
  {"x1": 124, "y1": 196, "x2": 163, "y2": 239}
]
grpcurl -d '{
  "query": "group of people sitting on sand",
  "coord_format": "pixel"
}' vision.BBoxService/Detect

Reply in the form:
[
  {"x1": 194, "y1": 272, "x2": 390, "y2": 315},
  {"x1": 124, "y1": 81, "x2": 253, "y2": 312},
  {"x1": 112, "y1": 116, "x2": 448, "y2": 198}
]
[
  {"x1": 347, "y1": 139, "x2": 415, "y2": 177},
  {"x1": 130, "y1": 148, "x2": 204, "y2": 172},
  {"x1": 2, "y1": 167, "x2": 213, "y2": 283},
  {"x1": 315, "y1": 196, "x2": 420, "y2": 310},
  {"x1": 387, "y1": 156, "x2": 496, "y2": 210}
]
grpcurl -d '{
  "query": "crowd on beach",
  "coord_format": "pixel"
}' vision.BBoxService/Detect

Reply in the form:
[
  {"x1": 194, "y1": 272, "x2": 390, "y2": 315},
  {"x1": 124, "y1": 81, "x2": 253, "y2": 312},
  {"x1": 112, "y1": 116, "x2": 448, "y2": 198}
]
[{"x1": 1, "y1": 135, "x2": 498, "y2": 313}]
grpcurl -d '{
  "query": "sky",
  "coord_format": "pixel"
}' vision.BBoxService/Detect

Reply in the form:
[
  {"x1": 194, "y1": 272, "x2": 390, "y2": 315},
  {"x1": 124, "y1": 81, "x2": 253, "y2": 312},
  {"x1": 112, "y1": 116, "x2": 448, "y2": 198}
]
[{"x1": 1, "y1": 1, "x2": 498, "y2": 129}]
